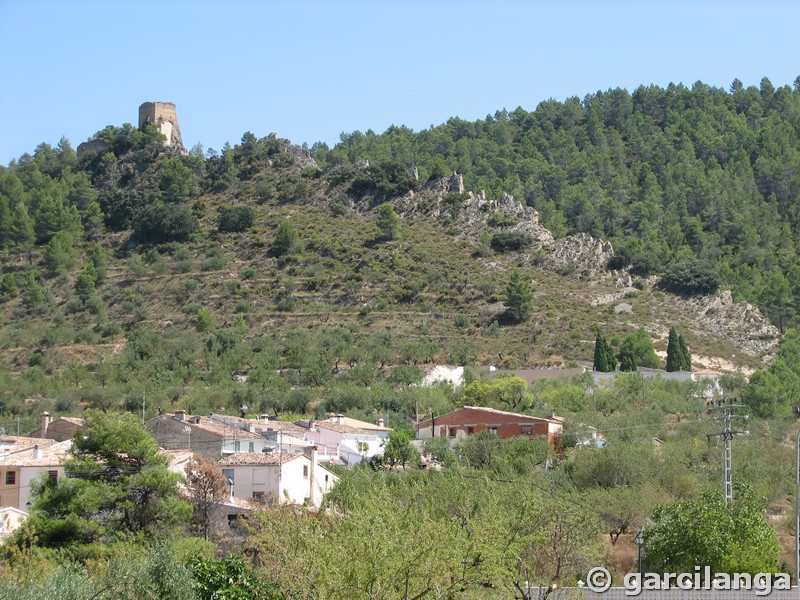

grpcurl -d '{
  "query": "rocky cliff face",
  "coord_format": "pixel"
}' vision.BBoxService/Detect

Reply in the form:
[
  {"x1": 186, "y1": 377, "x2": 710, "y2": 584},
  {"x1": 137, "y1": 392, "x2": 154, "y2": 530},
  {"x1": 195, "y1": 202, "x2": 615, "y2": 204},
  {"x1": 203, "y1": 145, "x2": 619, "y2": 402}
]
[{"x1": 540, "y1": 233, "x2": 614, "y2": 276}]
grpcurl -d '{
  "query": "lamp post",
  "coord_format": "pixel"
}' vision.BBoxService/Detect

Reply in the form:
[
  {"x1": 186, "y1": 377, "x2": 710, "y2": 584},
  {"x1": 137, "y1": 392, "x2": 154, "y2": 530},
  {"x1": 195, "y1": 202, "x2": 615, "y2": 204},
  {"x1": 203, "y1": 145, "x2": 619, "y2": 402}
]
[
  {"x1": 635, "y1": 530, "x2": 645, "y2": 574},
  {"x1": 795, "y1": 428, "x2": 799, "y2": 587}
]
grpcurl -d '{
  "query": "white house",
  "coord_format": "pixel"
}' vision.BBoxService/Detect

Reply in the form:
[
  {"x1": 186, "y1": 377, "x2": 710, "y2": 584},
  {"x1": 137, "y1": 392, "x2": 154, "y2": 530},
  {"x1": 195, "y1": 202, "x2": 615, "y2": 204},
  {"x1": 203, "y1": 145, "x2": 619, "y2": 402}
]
[
  {"x1": 218, "y1": 448, "x2": 338, "y2": 507},
  {"x1": 298, "y1": 415, "x2": 391, "y2": 465},
  {"x1": 0, "y1": 437, "x2": 71, "y2": 510},
  {"x1": 208, "y1": 414, "x2": 309, "y2": 454},
  {"x1": 0, "y1": 506, "x2": 28, "y2": 540}
]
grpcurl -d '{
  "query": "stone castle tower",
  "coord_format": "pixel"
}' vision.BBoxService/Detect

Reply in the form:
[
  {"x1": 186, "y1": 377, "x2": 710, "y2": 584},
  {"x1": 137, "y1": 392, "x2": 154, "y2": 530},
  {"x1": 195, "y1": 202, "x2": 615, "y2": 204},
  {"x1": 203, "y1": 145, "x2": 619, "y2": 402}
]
[{"x1": 138, "y1": 101, "x2": 184, "y2": 150}]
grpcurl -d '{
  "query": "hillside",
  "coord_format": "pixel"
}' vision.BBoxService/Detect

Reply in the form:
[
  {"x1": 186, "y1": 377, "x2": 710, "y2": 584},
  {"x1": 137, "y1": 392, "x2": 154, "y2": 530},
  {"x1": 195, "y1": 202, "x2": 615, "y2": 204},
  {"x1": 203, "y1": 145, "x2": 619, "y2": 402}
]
[{"x1": 0, "y1": 79, "x2": 797, "y2": 432}]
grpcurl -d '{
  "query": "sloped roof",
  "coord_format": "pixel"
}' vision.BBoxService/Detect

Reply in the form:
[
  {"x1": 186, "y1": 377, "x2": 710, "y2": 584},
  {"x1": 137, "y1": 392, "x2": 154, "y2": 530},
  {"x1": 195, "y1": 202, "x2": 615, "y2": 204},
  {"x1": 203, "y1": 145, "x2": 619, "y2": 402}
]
[
  {"x1": 2, "y1": 440, "x2": 72, "y2": 467},
  {"x1": 417, "y1": 406, "x2": 562, "y2": 427},
  {"x1": 155, "y1": 414, "x2": 263, "y2": 440},
  {"x1": 219, "y1": 452, "x2": 303, "y2": 466}
]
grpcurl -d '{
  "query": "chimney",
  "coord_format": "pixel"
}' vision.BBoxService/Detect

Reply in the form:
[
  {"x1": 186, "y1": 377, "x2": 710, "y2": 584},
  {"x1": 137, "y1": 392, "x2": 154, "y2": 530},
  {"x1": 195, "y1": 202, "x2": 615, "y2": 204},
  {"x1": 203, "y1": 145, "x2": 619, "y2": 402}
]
[
  {"x1": 174, "y1": 410, "x2": 186, "y2": 421},
  {"x1": 548, "y1": 410, "x2": 556, "y2": 419},
  {"x1": 305, "y1": 445, "x2": 317, "y2": 505},
  {"x1": 377, "y1": 417, "x2": 385, "y2": 428},
  {"x1": 333, "y1": 414, "x2": 344, "y2": 425},
  {"x1": 309, "y1": 419, "x2": 316, "y2": 432},
  {"x1": 41, "y1": 412, "x2": 51, "y2": 437},
  {"x1": 33, "y1": 444, "x2": 42, "y2": 460},
  {"x1": 260, "y1": 414, "x2": 270, "y2": 423}
]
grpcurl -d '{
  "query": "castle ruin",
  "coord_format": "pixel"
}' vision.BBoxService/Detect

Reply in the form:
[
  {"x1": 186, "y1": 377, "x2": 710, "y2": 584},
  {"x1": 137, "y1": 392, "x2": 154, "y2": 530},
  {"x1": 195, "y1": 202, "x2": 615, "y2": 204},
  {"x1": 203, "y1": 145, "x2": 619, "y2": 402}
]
[{"x1": 138, "y1": 101, "x2": 184, "y2": 150}]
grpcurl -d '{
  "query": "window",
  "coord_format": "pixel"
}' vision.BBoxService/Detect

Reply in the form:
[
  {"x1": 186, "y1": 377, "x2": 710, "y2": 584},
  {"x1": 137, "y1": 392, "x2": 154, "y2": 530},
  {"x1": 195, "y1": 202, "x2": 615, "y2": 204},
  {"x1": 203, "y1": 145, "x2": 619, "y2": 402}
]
[
  {"x1": 467, "y1": 427, "x2": 474, "y2": 434},
  {"x1": 356, "y1": 441, "x2": 368, "y2": 453},
  {"x1": 47, "y1": 470, "x2": 59, "y2": 482},
  {"x1": 521, "y1": 426, "x2": 532, "y2": 436},
  {"x1": 5, "y1": 471, "x2": 15, "y2": 485},
  {"x1": 234, "y1": 440, "x2": 241, "y2": 452},
  {"x1": 487, "y1": 427, "x2": 498, "y2": 435},
  {"x1": 448, "y1": 428, "x2": 456, "y2": 438},
  {"x1": 248, "y1": 442, "x2": 255, "y2": 452},
  {"x1": 222, "y1": 469, "x2": 234, "y2": 484},
  {"x1": 303, "y1": 465, "x2": 309, "y2": 479},
  {"x1": 252, "y1": 491, "x2": 265, "y2": 502}
]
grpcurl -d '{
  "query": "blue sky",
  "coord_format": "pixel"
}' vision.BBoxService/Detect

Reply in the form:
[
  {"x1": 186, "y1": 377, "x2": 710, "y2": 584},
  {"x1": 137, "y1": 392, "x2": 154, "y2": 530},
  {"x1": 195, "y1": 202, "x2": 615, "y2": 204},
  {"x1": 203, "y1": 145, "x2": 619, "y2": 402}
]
[{"x1": 1, "y1": 0, "x2": 798, "y2": 165}]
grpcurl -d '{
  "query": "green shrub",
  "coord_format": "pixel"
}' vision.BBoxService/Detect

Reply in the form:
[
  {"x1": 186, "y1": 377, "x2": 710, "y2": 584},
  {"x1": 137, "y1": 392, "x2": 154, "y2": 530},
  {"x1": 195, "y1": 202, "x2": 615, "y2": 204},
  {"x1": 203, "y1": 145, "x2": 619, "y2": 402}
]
[
  {"x1": 218, "y1": 205, "x2": 255, "y2": 233},
  {"x1": 659, "y1": 259, "x2": 720, "y2": 295},
  {"x1": 490, "y1": 231, "x2": 533, "y2": 253}
]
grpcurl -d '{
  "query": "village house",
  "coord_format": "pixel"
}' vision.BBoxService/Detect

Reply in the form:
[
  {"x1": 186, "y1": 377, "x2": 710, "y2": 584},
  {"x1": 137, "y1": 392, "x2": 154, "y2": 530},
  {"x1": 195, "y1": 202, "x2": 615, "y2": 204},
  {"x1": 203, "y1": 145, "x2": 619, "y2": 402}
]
[
  {"x1": 296, "y1": 414, "x2": 391, "y2": 465},
  {"x1": 415, "y1": 406, "x2": 564, "y2": 448},
  {"x1": 0, "y1": 506, "x2": 28, "y2": 540},
  {"x1": 146, "y1": 411, "x2": 269, "y2": 458},
  {"x1": 208, "y1": 414, "x2": 309, "y2": 454},
  {"x1": 218, "y1": 447, "x2": 338, "y2": 507},
  {"x1": 28, "y1": 412, "x2": 84, "y2": 442},
  {"x1": 0, "y1": 436, "x2": 71, "y2": 510}
]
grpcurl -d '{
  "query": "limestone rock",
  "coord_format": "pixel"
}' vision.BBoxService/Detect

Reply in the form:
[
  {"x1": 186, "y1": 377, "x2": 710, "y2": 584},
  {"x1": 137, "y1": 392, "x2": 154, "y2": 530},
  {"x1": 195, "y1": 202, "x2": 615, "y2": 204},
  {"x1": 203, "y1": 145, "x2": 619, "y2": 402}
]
[{"x1": 542, "y1": 233, "x2": 614, "y2": 276}]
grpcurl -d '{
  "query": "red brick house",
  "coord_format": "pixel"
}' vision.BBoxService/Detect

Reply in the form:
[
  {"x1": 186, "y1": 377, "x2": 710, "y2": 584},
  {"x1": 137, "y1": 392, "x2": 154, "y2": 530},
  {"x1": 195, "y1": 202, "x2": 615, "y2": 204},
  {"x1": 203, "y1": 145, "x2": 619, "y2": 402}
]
[{"x1": 416, "y1": 406, "x2": 564, "y2": 448}]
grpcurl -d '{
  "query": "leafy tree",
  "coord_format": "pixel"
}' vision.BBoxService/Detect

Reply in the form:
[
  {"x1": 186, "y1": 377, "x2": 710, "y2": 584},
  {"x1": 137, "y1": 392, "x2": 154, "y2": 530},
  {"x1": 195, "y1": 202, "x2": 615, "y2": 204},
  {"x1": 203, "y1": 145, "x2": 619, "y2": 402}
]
[
  {"x1": 0, "y1": 273, "x2": 18, "y2": 299},
  {"x1": 158, "y1": 157, "x2": 200, "y2": 202},
  {"x1": 742, "y1": 329, "x2": 800, "y2": 418},
  {"x1": 617, "y1": 329, "x2": 660, "y2": 371},
  {"x1": 504, "y1": 268, "x2": 533, "y2": 322},
  {"x1": 190, "y1": 555, "x2": 281, "y2": 600},
  {"x1": 375, "y1": 202, "x2": 400, "y2": 240},
  {"x1": 642, "y1": 487, "x2": 780, "y2": 575},
  {"x1": 23, "y1": 410, "x2": 190, "y2": 548},
  {"x1": 659, "y1": 259, "x2": 721, "y2": 295},
  {"x1": 461, "y1": 375, "x2": 532, "y2": 411},
  {"x1": 133, "y1": 203, "x2": 198, "y2": 243},
  {"x1": 20, "y1": 271, "x2": 47, "y2": 313},
  {"x1": 43, "y1": 230, "x2": 76, "y2": 273},
  {"x1": 185, "y1": 456, "x2": 227, "y2": 541},
  {"x1": 74, "y1": 262, "x2": 97, "y2": 302},
  {"x1": 593, "y1": 333, "x2": 616, "y2": 372},
  {"x1": 217, "y1": 204, "x2": 255, "y2": 233},
  {"x1": 381, "y1": 429, "x2": 418, "y2": 470},
  {"x1": 272, "y1": 219, "x2": 301, "y2": 257}
]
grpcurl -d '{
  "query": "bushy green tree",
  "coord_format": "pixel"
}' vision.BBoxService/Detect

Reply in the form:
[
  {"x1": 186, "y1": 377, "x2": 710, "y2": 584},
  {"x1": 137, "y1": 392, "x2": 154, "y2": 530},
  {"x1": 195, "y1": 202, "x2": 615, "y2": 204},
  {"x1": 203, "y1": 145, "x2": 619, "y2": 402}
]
[
  {"x1": 133, "y1": 203, "x2": 198, "y2": 243},
  {"x1": 376, "y1": 202, "x2": 400, "y2": 240},
  {"x1": 660, "y1": 259, "x2": 721, "y2": 296},
  {"x1": 617, "y1": 329, "x2": 660, "y2": 371},
  {"x1": 217, "y1": 204, "x2": 255, "y2": 233},
  {"x1": 272, "y1": 219, "x2": 301, "y2": 256},
  {"x1": 504, "y1": 268, "x2": 533, "y2": 322},
  {"x1": 22, "y1": 411, "x2": 190, "y2": 549},
  {"x1": 642, "y1": 487, "x2": 779, "y2": 575}
]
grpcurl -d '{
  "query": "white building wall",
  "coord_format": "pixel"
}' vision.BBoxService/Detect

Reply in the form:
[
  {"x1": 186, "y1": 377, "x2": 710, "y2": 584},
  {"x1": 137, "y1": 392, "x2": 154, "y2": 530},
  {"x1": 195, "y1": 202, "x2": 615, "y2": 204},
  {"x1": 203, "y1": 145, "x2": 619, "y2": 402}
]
[{"x1": 20, "y1": 467, "x2": 64, "y2": 509}]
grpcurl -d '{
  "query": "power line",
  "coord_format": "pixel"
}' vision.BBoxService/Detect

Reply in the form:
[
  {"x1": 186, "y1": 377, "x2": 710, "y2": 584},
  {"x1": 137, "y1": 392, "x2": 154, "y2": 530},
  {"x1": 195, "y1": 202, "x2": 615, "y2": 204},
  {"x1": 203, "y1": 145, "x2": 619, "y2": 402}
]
[{"x1": 706, "y1": 399, "x2": 749, "y2": 506}]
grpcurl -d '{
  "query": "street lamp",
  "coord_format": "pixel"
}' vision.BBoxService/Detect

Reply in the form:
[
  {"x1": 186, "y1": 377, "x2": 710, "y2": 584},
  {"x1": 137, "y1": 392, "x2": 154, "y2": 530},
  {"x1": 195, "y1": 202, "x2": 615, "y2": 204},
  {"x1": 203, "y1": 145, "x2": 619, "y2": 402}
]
[
  {"x1": 228, "y1": 477, "x2": 234, "y2": 498},
  {"x1": 795, "y1": 428, "x2": 799, "y2": 587},
  {"x1": 635, "y1": 530, "x2": 645, "y2": 574}
]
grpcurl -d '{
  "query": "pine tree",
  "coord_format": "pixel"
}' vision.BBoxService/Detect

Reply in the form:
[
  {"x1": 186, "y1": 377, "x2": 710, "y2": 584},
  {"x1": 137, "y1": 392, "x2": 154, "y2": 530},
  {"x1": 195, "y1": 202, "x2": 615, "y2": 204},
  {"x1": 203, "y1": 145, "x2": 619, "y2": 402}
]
[{"x1": 505, "y1": 269, "x2": 533, "y2": 322}]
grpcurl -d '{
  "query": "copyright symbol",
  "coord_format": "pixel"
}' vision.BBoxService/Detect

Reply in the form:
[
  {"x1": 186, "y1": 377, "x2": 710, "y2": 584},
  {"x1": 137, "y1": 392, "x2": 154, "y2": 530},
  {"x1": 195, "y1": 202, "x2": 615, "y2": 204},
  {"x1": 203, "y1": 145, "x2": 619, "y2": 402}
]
[{"x1": 587, "y1": 567, "x2": 611, "y2": 592}]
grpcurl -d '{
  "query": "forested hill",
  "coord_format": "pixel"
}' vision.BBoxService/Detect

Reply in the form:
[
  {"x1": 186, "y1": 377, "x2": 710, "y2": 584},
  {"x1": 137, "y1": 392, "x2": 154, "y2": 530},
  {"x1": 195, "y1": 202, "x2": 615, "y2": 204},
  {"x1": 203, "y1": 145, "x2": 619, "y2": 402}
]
[
  {"x1": 313, "y1": 77, "x2": 800, "y2": 325},
  {"x1": 0, "y1": 77, "x2": 799, "y2": 431}
]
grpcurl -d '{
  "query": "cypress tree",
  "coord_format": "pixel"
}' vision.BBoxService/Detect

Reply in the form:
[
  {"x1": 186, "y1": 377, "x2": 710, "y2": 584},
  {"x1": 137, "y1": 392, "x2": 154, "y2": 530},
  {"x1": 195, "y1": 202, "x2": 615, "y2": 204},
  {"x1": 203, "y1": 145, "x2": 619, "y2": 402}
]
[
  {"x1": 593, "y1": 333, "x2": 616, "y2": 372},
  {"x1": 678, "y1": 333, "x2": 692, "y2": 371},
  {"x1": 666, "y1": 327, "x2": 682, "y2": 372}
]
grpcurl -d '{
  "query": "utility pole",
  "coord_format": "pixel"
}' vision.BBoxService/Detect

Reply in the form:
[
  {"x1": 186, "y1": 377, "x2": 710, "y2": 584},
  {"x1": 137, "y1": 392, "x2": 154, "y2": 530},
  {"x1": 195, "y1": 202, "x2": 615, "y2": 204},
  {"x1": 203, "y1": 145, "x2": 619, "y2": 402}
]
[{"x1": 708, "y1": 399, "x2": 748, "y2": 506}]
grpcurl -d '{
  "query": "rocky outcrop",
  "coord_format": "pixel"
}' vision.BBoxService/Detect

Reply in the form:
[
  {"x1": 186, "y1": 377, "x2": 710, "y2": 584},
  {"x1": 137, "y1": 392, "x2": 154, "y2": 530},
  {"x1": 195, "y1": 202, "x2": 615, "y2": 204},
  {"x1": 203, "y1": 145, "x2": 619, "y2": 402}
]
[
  {"x1": 280, "y1": 139, "x2": 318, "y2": 170},
  {"x1": 425, "y1": 171, "x2": 464, "y2": 194},
  {"x1": 541, "y1": 233, "x2": 614, "y2": 275},
  {"x1": 690, "y1": 290, "x2": 780, "y2": 356}
]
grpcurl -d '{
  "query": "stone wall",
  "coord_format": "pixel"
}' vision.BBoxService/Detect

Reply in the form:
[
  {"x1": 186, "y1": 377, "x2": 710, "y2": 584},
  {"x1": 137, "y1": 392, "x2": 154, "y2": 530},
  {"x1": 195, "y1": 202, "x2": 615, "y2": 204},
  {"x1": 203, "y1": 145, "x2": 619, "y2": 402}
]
[{"x1": 138, "y1": 101, "x2": 184, "y2": 149}]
